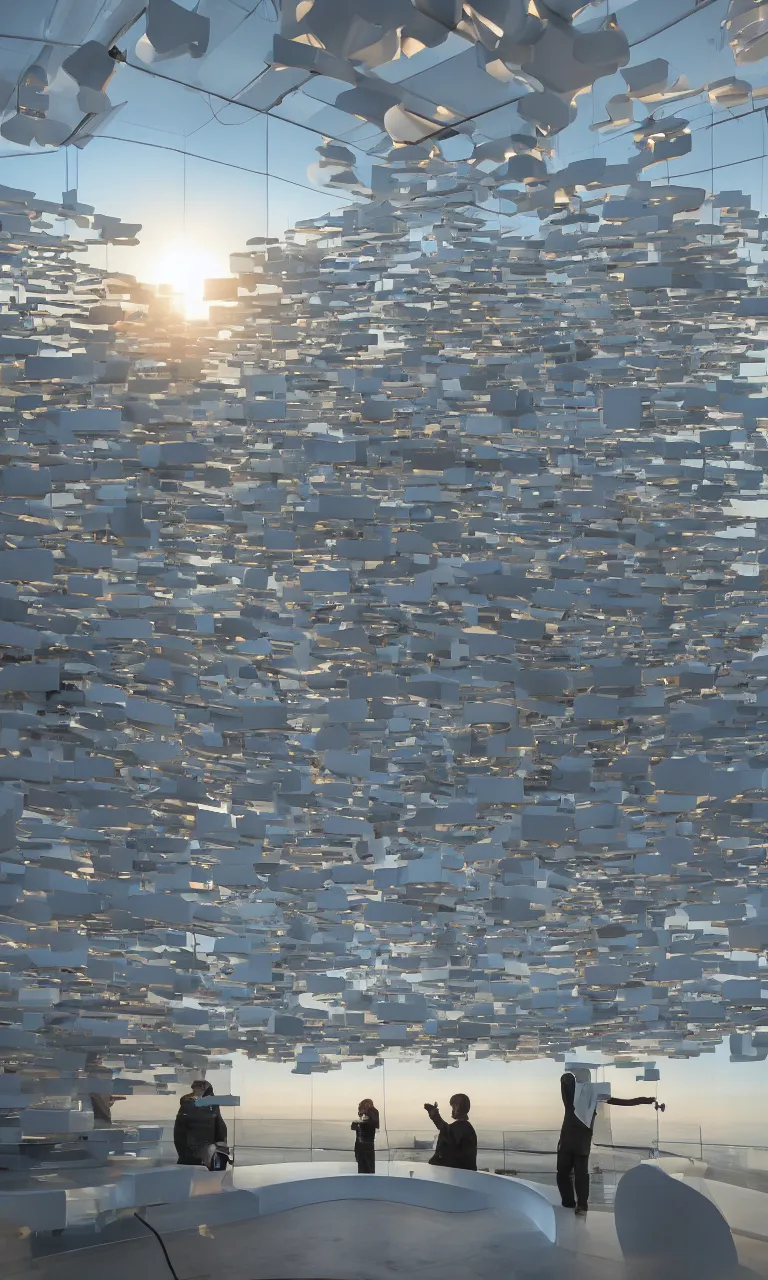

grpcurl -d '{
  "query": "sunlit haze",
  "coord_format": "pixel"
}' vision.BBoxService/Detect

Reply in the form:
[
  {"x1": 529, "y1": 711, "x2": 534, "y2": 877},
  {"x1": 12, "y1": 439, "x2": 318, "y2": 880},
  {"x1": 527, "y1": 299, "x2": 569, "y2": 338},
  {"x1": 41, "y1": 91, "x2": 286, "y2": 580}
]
[{"x1": 152, "y1": 245, "x2": 223, "y2": 319}]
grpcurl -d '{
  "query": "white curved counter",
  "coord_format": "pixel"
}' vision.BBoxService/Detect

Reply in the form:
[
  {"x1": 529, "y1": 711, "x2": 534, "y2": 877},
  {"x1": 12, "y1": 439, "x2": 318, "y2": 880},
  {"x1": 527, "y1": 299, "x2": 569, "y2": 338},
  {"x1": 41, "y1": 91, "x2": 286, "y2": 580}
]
[{"x1": 227, "y1": 1160, "x2": 557, "y2": 1242}]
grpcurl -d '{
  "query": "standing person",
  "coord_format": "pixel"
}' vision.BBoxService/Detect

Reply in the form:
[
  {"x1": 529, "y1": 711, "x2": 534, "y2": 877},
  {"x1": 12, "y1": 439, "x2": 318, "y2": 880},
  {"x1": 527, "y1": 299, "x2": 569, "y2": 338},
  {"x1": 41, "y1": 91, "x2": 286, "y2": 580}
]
[
  {"x1": 424, "y1": 1094, "x2": 477, "y2": 1171},
  {"x1": 89, "y1": 1092, "x2": 126, "y2": 1126},
  {"x1": 558, "y1": 1069, "x2": 663, "y2": 1216},
  {"x1": 351, "y1": 1098, "x2": 379, "y2": 1173},
  {"x1": 174, "y1": 1080, "x2": 228, "y2": 1166},
  {"x1": 86, "y1": 1053, "x2": 125, "y2": 1127}
]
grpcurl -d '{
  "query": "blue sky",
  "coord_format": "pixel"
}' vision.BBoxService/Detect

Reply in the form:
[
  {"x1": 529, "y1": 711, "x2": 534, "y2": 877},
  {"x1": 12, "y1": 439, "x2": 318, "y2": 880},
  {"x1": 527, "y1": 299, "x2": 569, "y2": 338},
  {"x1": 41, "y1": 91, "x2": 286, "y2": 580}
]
[{"x1": 4, "y1": 0, "x2": 768, "y2": 290}]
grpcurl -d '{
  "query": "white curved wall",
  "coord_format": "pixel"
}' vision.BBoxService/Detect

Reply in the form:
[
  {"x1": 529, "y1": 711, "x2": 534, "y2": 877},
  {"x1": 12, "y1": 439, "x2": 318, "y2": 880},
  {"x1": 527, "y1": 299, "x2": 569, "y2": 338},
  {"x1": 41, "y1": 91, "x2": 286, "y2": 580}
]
[
  {"x1": 0, "y1": 1158, "x2": 557, "y2": 1246},
  {"x1": 229, "y1": 1160, "x2": 558, "y2": 1242}
]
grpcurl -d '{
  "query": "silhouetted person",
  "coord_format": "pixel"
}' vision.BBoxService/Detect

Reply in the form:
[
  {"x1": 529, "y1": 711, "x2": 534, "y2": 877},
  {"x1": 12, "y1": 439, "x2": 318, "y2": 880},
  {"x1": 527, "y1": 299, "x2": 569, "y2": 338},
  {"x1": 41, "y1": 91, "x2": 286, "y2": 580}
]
[
  {"x1": 89, "y1": 1092, "x2": 125, "y2": 1126},
  {"x1": 352, "y1": 1097, "x2": 379, "y2": 1173},
  {"x1": 174, "y1": 1079, "x2": 227, "y2": 1166},
  {"x1": 424, "y1": 1094, "x2": 477, "y2": 1171},
  {"x1": 86, "y1": 1053, "x2": 125, "y2": 1127},
  {"x1": 558, "y1": 1070, "x2": 663, "y2": 1215}
]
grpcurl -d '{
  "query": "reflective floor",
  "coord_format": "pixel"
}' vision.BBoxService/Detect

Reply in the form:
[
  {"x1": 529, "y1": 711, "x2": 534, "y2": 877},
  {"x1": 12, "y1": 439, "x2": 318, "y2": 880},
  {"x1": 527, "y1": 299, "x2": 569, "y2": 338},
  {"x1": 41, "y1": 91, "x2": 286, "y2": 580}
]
[{"x1": 7, "y1": 1188, "x2": 768, "y2": 1280}]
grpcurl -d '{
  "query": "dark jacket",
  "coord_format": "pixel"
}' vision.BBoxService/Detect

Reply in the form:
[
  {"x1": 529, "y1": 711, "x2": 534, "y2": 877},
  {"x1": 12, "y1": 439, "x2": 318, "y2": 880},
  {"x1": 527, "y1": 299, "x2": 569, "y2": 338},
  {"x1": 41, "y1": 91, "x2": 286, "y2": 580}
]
[
  {"x1": 558, "y1": 1072, "x2": 594, "y2": 1157},
  {"x1": 427, "y1": 1111, "x2": 477, "y2": 1171},
  {"x1": 558, "y1": 1073, "x2": 656, "y2": 1157},
  {"x1": 352, "y1": 1108, "x2": 379, "y2": 1144},
  {"x1": 174, "y1": 1094, "x2": 227, "y2": 1164}
]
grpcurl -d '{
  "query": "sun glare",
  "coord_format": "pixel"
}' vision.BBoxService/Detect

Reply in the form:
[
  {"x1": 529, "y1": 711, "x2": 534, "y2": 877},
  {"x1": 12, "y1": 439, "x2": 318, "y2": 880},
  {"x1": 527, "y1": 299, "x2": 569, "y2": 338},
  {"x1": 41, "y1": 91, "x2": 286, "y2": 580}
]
[{"x1": 154, "y1": 245, "x2": 220, "y2": 319}]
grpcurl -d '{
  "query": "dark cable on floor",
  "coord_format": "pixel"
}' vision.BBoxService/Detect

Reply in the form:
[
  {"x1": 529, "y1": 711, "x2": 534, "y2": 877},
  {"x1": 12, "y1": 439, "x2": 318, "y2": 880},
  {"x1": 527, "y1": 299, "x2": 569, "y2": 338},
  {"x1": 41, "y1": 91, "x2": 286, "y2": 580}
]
[{"x1": 134, "y1": 1212, "x2": 181, "y2": 1280}]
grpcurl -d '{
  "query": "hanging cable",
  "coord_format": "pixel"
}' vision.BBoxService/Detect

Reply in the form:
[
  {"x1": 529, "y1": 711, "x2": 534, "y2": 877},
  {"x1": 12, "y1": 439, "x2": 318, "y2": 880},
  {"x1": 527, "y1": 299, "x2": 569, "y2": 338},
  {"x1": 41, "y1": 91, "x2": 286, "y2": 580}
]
[
  {"x1": 122, "y1": 58, "x2": 364, "y2": 152},
  {"x1": 200, "y1": 90, "x2": 258, "y2": 128},
  {"x1": 0, "y1": 32, "x2": 79, "y2": 48},
  {"x1": 265, "y1": 112, "x2": 270, "y2": 241},
  {"x1": 667, "y1": 149, "x2": 768, "y2": 181},
  {"x1": 707, "y1": 102, "x2": 715, "y2": 245},
  {"x1": 94, "y1": 133, "x2": 357, "y2": 202},
  {"x1": 309, "y1": 1073, "x2": 314, "y2": 1162},
  {"x1": 761, "y1": 111, "x2": 766, "y2": 215},
  {"x1": 381, "y1": 1058, "x2": 392, "y2": 1170}
]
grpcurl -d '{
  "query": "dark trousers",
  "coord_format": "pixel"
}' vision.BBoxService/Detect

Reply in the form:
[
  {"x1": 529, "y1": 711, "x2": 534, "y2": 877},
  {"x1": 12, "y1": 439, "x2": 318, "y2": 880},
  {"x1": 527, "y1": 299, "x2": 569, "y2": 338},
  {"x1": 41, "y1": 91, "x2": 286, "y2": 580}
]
[
  {"x1": 355, "y1": 1141, "x2": 375, "y2": 1174},
  {"x1": 557, "y1": 1147, "x2": 589, "y2": 1209}
]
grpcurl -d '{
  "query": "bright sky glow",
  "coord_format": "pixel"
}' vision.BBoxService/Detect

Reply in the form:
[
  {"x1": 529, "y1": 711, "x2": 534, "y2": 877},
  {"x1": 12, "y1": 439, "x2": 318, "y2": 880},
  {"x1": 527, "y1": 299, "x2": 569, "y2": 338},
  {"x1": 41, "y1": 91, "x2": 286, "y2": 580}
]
[{"x1": 153, "y1": 245, "x2": 222, "y2": 319}]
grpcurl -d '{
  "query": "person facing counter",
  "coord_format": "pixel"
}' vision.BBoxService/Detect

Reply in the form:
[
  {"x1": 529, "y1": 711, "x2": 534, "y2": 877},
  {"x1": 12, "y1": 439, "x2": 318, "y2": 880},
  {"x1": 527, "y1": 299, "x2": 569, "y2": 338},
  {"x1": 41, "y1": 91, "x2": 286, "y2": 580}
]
[
  {"x1": 424, "y1": 1094, "x2": 477, "y2": 1171},
  {"x1": 352, "y1": 1097, "x2": 379, "y2": 1173},
  {"x1": 174, "y1": 1079, "x2": 228, "y2": 1167},
  {"x1": 558, "y1": 1068, "x2": 664, "y2": 1215}
]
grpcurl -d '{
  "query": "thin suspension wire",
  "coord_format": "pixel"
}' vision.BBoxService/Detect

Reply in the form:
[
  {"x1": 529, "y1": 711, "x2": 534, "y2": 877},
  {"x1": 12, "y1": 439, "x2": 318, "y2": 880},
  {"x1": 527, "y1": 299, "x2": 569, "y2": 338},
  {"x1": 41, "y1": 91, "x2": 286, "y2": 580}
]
[
  {"x1": 708, "y1": 102, "x2": 768, "y2": 131},
  {"x1": 493, "y1": 92, "x2": 768, "y2": 190},
  {"x1": 94, "y1": 133, "x2": 356, "y2": 202},
  {"x1": 103, "y1": 127, "x2": 768, "y2": 197},
  {"x1": 667, "y1": 149, "x2": 768, "y2": 181},
  {"x1": 757, "y1": 112, "x2": 762, "y2": 220},
  {"x1": 710, "y1": 104, "x2": 715, "y2": 246},
  {"x1": 10, "y1": 112, "x2": 768, "y2": 203},
  {"x1": 265, "y1": 112, "x2": 270, "y2": 241},
  {"x1": 560, "y1": 96, "x2": 759, "y2": 170},
  {"x1": 123, "y1": 58, "x2": 365, "y2": 152},
  {"x1": 0, "y1": 32, "x2": 80, "y2": 48},
  {"x1": 381, "y1": 1058, "x2": 391, "y2": 1168},
  {"x1": 605, "y1": 98, "x2": 767, "y2": 156}
]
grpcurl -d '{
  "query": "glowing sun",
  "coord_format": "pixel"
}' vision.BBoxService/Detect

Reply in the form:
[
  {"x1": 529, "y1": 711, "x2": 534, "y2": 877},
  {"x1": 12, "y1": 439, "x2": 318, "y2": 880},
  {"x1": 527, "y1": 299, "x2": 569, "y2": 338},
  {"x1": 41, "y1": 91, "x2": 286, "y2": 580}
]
[{"x1": 154, "y1": 245, "x2": 220, "y2": 319}]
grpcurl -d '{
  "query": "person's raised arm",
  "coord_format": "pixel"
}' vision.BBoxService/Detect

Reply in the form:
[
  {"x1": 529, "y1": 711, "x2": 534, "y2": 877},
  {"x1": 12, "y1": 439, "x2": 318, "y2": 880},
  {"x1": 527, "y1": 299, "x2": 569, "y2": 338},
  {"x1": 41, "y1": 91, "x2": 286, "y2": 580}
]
[
  {"x1": 606, "y1": 1096, "x2": 663, "y2": 1108},
  {"x1": 424, "y1": 1102, "x2": 448, "y2": 1133}
]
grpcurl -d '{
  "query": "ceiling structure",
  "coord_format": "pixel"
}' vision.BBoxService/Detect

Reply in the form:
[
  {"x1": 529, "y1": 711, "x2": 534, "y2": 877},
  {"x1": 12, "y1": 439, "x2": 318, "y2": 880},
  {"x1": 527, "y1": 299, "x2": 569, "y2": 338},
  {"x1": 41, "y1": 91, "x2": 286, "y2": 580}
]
[{"x1": 1, "y1": 3, "x2": 766, "y2": 178}]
